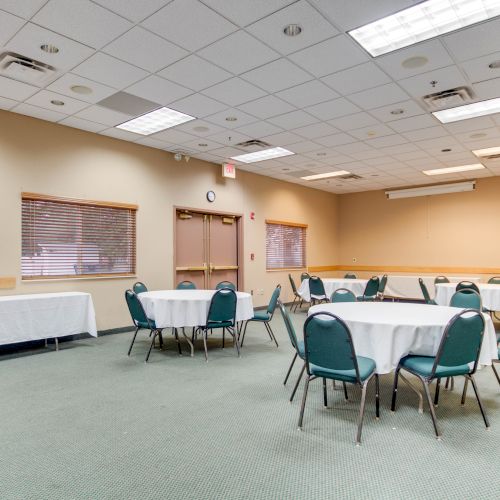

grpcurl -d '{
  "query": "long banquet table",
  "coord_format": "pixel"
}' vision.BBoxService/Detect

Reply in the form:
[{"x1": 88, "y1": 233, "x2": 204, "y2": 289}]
[{"x1": 0, "y1": 292, "x2": 97, "y2": 346}]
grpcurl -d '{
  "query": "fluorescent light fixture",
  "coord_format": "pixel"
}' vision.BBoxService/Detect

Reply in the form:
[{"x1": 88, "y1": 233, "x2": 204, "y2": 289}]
[
  {"x1": 433, "y1": 97, "x2": 500, "y2": 123},
  {"x1": 386, "y1": 181, "x2": 476, "y2": 199},
  {"x1": 116, "y1": 107, "x2": 195, "y2": 135},
  {"x1": 230, "y1": 147, "x2": 294, "y2": 164},
  {"x1": 472, "y1": 146, "x2": 500, "y2": 157},
  {"x1": 348, "y1": 0, "x2": 500, "y2": 57},
  {"x1": 423, "y1": 163, "x2": 485, "y2": 175},
  {"x1": 301, "y1": 170, "x2": 350, "y2": 181}
]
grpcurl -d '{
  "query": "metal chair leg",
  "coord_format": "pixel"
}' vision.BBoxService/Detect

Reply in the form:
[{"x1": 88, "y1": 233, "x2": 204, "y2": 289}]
[
  {"x1": 356, "y1": 379, "x2": 369, "y2": 445},
  {"x1": 283, "y1": 353, "x2": 297, "y2": 385},
  {"x1": 343, "y1": 381, "x2": 349, "y2": 400},
  {"x1": 145, "y1": 331, "x2": 157, "y2": 363},
  {"x1": 290, "y1": 363, "x2": 306, "y2": 402},
  {"x1": 222, "y1": 328, "x2": 225, "y2": 348},
  {"x1": 422, "y1": 379, "x2": 441, "y2": 439},
  {"x1": 240, "y1": 321, "x2": 249, "y2": 347},
  {"x1": 375, "y1": 374, "x2": 380, "y2": 419},
  {"x1": 127, "y1": 327, "x2": 140, "y2": 356},
  {"x1": 202, "y1": 330, "x2": 208, "y2": 362},
  {"x1": 492, "y1": 363, "x2": 500, "y2": 385},
  {"x1": 434, "y1": 378, "x2": 441, "y2": 407},
  {"x1": 232, "y1": 327, "x2": 241, "y2": 357},
  {"x1": 297, "y1": 376, "x2": 310, "y2": 430},
  {"x1": 461, "y1": 377, "x2": 469, "y2": 405},
  {"x1": 391, "y1": 367, "x2": 400, "y2": 411},
  {"x1": 445, "y1": 377, "x2": 450, "y2": 390},
  {"x1": 265, "y1": 322, "x2": 279, "y2": 347},
  {"x1": 263, "y1": 321, "x2": 273, "y2": 341},
  {"x1": 468, "y1": 374, "x2": 490, "y2": 429},
  {"x1": 323, "y1": 378, "x2": 327, "y2": 407}
]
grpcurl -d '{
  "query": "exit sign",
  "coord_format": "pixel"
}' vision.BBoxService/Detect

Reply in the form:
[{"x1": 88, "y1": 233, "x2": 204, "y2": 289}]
[{"x1": 222, "y1": 162, "x2": 236, "y2": 179}]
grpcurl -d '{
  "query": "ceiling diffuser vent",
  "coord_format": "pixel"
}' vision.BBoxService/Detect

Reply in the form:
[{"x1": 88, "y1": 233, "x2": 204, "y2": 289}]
[
  {"x1": 236, "y1": 139, "x2": 271, "y2": 148},
  {"x1": 422, "y1": 86, "x2": 474, "y2": 110},
  {"x1": 339, "y1": 173, "x2": 362, "y2": 180},
  {"x1": 0, "y1": 52, "x2": 56, "y2": 85}
]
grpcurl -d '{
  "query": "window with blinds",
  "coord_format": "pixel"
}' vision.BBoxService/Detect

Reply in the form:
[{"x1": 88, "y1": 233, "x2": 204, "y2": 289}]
[
  {"x1": 266, "y1": 220, "x2": 307, "y2": 270},
  {"x1": 21, "y1": 193, "x2": 137, "y2": 279}
]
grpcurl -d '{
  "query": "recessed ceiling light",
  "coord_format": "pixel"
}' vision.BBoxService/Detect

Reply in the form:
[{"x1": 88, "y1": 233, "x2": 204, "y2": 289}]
[
  {"x1": 230, "y1": 147, "x2": 294, "y2": 163},
  {"x1": 225, "y1": 116, "x2": 237, "y2": 122},
  {"x1": 422, "y1": 163, "x2": 485, "y2": 176},
  {"x1": 198, "y1": 143, "x2": 208, "y2": 147},
  {"x1": 472, "y1": 146, "x2": 500, "y2": 157},
  {"x1": 402, "y1": 56, "x2": 428, "y2": 69},
  {"x1": 116, "y1": 107, "x2": 196, "y2": 135},
  {"x1": 433, "y1": 97, "x2": 500, "y2": 123},
  {"x1": 70, "y1": 85, "x2": 92, "y2": 95},
  {"x1": 301, "y1": 170, "x2": 351, "y2": 181},
  {"x1": 469, "y1": 132, "x2": 487, "y2": 139},
  {"x1": 390, "y1": 108, "x2": 404, "y2": 115},
  {"x1": 284, "y1": 24, "x2": 302, "y2": 37},
  {"x1": 348, "y1": 0, "x2": 500, "y2": 57},
  {"x1": 371, "y1": 174, "x2": 379, "y2": 177},
  {"x1": 40, "y1": 44, "x2": 59, "y2": 54},
  {"x1": 488, "y1": 60, "x2": 500, "y2": 69},
  {"x1": 441, "y1": 148, "x2": 452, "y2": 152},
  {"x1": 282, "y1": 168, "x2": 290, "y2": 171},
  {"x1": 193, "y1": 126, "x2": 209, "y2": 132},
  {"x1": 50, "y1": 100, "x2": 64, "y2": 106}
]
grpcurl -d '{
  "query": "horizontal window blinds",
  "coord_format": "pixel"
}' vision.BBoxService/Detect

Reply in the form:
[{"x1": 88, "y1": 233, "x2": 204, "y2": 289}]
[
  {"x1": 266, "y1": 220, "x2": 306, "y2": 270},
  {"x1": 22, "y1": 193, "x2": 137, "y2": 279}
]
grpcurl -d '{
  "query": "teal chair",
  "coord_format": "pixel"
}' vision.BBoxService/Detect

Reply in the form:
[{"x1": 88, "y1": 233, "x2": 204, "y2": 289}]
[
  {"x1": 241, "y1": 285, "x2": 281, "y2": 347},
  {"x1": 450, "y1": 289, "x2": 482, "y2": 311},
  {"x1": 300, "y1": 272, "x2": 310, "y2": 282},
  {"x1": 434, "y1": 276, "x2": 449, "y2": 284},
  {"x1": 298, "y1": 312, "x2": 379, "y2": 444},
  {"x1": 344, "y1": 273, "x2": 357, "y2": 279},
  {"x1": 492, "y1": 347, "x2": 500, "y2": 386},
  {"x1": 309, "y1": 276, "x2": 328, "y2": 305},
  {"x1": 331, "y1": 288, "x2": 356, "y2": 303},
  {"x1": 391, "y1": 309, "x2": 488, "y2": 439},
  {"x1": 195, "y1": 288, "x2": 238, "y2": 361},
  {"x1": 288, "y1": 274, "x2": 304, "y2": 312},
  {"x1": 215, "y1": 280, "x2": 236, "y2": 290},
  {"x1": 419, "y1": 278, "x2": 436, "y2": 305},
  {"x1": 357, "y1": 276, "x2": 379, "y2": 301},
  {"x1": 456, "y1": 281, "x2": 480, "y2": 293},
  {"x1": 133, "y1": 282, "x2": 148, "y2": 294},
  {"x1": 377, "y1": 274, "x2": 388, "y2": 300},
  {"x1": 176, "y1": 280, "x2": 196, "y2": 290}
]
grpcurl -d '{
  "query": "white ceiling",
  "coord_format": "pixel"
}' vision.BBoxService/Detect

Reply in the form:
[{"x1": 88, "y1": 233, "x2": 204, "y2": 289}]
[{"x1": 1, "y1": 0, "x2": 500, "y2": 194}]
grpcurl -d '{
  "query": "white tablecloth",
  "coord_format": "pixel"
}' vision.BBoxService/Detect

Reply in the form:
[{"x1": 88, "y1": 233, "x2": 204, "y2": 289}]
[
  {"x1": 308, "y1": 302, "x2": 498, "y2": 374},
  {"x1": 139, "y1": 290, "x2": 254, "y2": 328},
  {"x1": 298, "y1": 278, "x2": 368, "y2": 302},
  {"x1": 435, "y1": 282, "x2": 500, "y2": 310},
  {"x1": 0, "y1": 292, "x2": 97, "y2": 345}
]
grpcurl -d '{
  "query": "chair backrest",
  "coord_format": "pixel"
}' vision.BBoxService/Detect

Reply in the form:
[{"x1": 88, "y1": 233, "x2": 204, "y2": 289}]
[
  {"x1": 278, "y1": 300, "x2": 299, "y2": 353},
  {"x1": 133, "y1": 281, "x2": 148, "y2": 294},
  {"x1": 266, "y1": 284, "x2": 281, "y2": 316},
  {"x1": 449, "y1": 289, "x2": 482, "y2": 311},
  {"x1": 456, "y1": 280, "x2": 480, "y2": 293},
  {"x1": 125, "y1": 289, "x2": 151, "y2": 328},
  {"x1": 344, "y1": 273, "x2": 357, "y2": 279},
  {"x1": 288, "y1": 274, "x2": 298, "y2": 294},
  {"x1": 330, "y1": 288, "x2": 356, "y2": 303},
  {"x1": 215, "y1": 281, "x2": 236, "y2": 290},
  {"x1": 206, "y1": 289, "x2": 237, "y2": 327},
  {"x1": 176, "y1": 280, "x2": 196, "y2": 290},
  {"x1": 488, "y1": 276, "x2": 500, "y2": 285},
  {"x1": 363, "y1": 276, "x2": 380, "y2": 297},
  {"x1": 419, "y1": 278, "x2": 433, "y2": 304},
  {"x1": 303, "y1": 312, "x2": 360, "y2": 380},
  {"x1": 434, "y1": 275, "x2": 449, "y2": 284},
  {"x1": 378, "y1": 274, "x2": 388, "y2": 295},
  {"x1": 300, "y1": 272, "x2": 310, "y2": 282},
  {"x1": 309, "y1": 276, "x2": 326, "y2": 298},
  {"x1": 432, "y1": 310, "x2": 485, "y2": 376}
]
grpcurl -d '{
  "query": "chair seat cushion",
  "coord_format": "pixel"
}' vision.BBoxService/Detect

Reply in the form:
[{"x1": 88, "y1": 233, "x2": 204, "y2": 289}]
[
  {"x1": 401, "y1": 355, "x2": 471, "y2": 378},
  {"x1": 310, "y1": 356, "x2": 376, "y2": 383},
  {"x1": 138, "y1": 319, "x2": 155, "y2": 329},
  {"x1": 251, "y1": 311, "x2": 271, "y2": 321},
  {"x1": 206, "y1": 320, "x2": 233, "y2": 329},
  {"x1": 357, "y1": 295, "x2": 377, "y2": 301}
]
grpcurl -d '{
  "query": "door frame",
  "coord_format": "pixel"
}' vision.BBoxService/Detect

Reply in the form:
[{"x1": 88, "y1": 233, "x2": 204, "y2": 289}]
[{"x1": 173, "y1": 206, "x2": 244, "y2": 290}]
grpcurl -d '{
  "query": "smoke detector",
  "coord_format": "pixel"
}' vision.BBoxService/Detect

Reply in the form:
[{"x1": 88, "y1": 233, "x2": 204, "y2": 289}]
[
  {"x1": 0, "y1": 52, "x2": 56, "y2": 85},
  {"x1": 422, "y1": 86, "x2": 474, "y2": 110}
]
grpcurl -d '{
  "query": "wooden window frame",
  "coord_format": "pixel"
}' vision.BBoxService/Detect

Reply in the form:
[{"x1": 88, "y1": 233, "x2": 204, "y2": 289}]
[{"x1": 265, "y1": 219, "x2": 307, "y2": 271}]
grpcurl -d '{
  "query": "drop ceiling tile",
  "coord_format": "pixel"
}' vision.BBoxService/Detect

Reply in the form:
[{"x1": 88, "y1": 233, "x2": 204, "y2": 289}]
[
  {"x1": 204, "y1": 108, "x2": 258, "y2": 129},
  {"x1": 135, "y1": 136, "x2": 176, "y2": 150},
  {"x1": 141, "y1": 0, "x2": 237, "y2": 51},
  {"x1": 285, "y1": 140, "x2": 323, "y2": 153},
  {"x1": 24, "y1": 90, "x2": 88, "y2": 114},
  {"x1": 321, "y1": 62, "x2": 391, "y2": 96},
  {"x1": 73, "y1": 105, "x2": 133, "y2": 126},
  {"x1": 0, "y1": 0, "x2": 49, "y2": 19},
  {"x1": 103, "y1": 27, "x2": 188, "y2": 73},
  {"x1": 349, "y1": 123, "x2": 394, "y2": 141},
  {"x1": 315, "y1": 132, "x2": 357, "y2": 147},
  {"x1": 198, "y1": 31, "x2": 279, "y2": 74},
  {"x1": 363, "y1": 156, "x2": 397, "y2": 166},
  {"x1": 150, "y1": 127, "x2": 197, "y2": 144},
  {"x1": 292, "y1": 122, "x2": 339, "y2": 139},
  {"x1": 100, "y1": 127, "x2": 141, "y2": 142},
  {"x1": 125, "y1": 75, "x2": 192, "y2": 106},
  {"x1": 289, "y1": 35, "x2": 368, "y2": 78},
  {"x1": 92, "y1": 0, "x2": 168, "y2": 22},
  {"x1": 378, "y1": 143, "x2": 421, "y2": 155},
  {"x1": 5, "y1": 23, "x2": 95, "y2": 72},
  {"x1": 276, "y1": 80, "x2": 339, "y2": 108},
  {"x1": 0, "y1": 10, "x2": 25, "y2": 46},
  {"x1": 388, "y1": 114, "x2": 439, "y2": 133},
  {"x1": 179, "y1": 138, "x2": 224, "y2": 152},
  {"x1": 402, "y1": 125, "x2": 449, "y2": 142},
  {"x1": 206, "y1": 131, "x2": 251, "y2": 147},
  {"x1": 237, "y1": 95, "x2": 295, "y2": 119},
  {"x1": 46, "y1": 74, "x2": 116, "y2": 104},
  {"x1": 32, "y1": 0, "x2": 132, "y2": 49},
  {"x1": 159, "y1": 56, "x2": 232, "y2": 93},
  {"x1": 416, "y1": 136, "x2": 465, "y2": 155},
  {"x1": 473, "y1": 78, "x2": 500, "y2": 101},
  {"x1": 392, "y1": 150, "x2": 431, "y2": 161},
  {"x1": 247, "y1": 0, "x2": 338, "y2": 55},
  {"x1": 348, "y1": 83, "x2": 409, "y2": 110},
  {"x1": 202, "y1": 78, "x2": 266, "y2": 106},
  {"x1": 267, "y1": 110, "x2": 317, "y2": 129},
  {"x1": 460, "y1": 52, "x2": 500, "y2": 84},
  {"x1": 0, "y1": 76, "x2": 38, "y2": 100},
  {"x1": 235, "y1": 121, "x2": 283, "y2": 138},
  {"x1": 59, "y1": 116, "x2": 107, "y2": 133},
  {"x1": 369, "y1": 100, "x2": 426, "y2": 122},
  {"x1": 241, "y1": 59, "x2": 312, "y2": 93},
  {"x1": 462, "y1": 137, "x2": 500, "y2": 150},
  {"x1": 174, "y1": 119, "x2": 225, "y2": 137},
  {"x1": 443, "y1": 17, "x2": 500, "y2": 63},
  {"x1": 366, "y1": 134, "x2": 408, "y2": 149},
  {"x1": 305, "y1": 98, "x2": 360, "y2": 121},
  {"x1": 397, "y1": 66, "x2": 468, "y2": 99},
  {"x1": 12, "y1": 102, "x2": 66, "y2": 122},
  {"x1": 453, "y1": 127, "x2": 500, "y2": 143},
  {"x1": 0, "y1": 96, "x2": 17, "y2": 110},
  {"x1": 261, "y1": 130, "x2": 303, "y2": 146},
  {"x1": 210, "y1": 146, "x2": 249, "y2": 159},
  {"x1": 335, "y1": 141, "x2": 373, "y2": 154},
  {"x1": 171, "y1": 93, "x2": 227, "y2": 117},
  {"x1": 443, "y1": 116, "x2": 495, "y2": 134},
  {"x1": 328, "y1": 112, "x2": 379, "y2": 131}
]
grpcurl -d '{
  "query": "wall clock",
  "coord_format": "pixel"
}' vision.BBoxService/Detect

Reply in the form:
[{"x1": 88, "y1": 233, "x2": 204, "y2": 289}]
[{"x1": 206, "y1": 190, "x2": 216, "y2": 202}]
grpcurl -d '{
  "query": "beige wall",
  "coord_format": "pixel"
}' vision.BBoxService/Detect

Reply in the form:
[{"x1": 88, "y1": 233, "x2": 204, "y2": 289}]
[{"x1": 0, "y1": 110, "x2": 339, "y2": 330}]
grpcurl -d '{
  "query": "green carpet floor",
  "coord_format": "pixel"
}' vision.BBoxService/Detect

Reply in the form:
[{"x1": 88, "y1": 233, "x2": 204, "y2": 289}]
[{"x1": 0, "y1": 310, "x2": 499, "y2": 500}]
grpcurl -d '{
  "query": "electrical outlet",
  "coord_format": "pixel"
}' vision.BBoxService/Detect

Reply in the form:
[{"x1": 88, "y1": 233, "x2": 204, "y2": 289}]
[{"x1": 352, "y1": 257, "x2": 357, "y2": 262}]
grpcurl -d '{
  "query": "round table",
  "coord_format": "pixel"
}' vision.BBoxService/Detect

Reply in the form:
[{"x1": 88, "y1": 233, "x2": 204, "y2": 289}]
[
  {"x1": 308, "y1": 302, "x2": 498, "y2": 375},
  {"x1": 435, "y1": 282, "x2": 500, "y2": 310},
  {"x1": 298, "y1": 278, "x2": 368, "y2": 302}
]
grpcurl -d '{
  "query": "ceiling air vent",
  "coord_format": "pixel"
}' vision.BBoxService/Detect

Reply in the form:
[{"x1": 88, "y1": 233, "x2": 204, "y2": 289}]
[
  {"x1": 339, "y1": 173, "x2": 362, "y2": 180},
  {"x1": 422, "y1": 86, "x2": 474, "y2": 110},
  {"x1": 0, "y1": 52, "x2": 56, "y2": 85},
  {"x1": 236, "y1": 139, "x2": 271, "y2": 148}
]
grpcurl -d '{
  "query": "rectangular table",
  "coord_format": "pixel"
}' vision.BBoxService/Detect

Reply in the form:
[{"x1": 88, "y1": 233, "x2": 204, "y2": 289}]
[{"x1": 0, "y1": 292, "x2": 97, "y2": 346}]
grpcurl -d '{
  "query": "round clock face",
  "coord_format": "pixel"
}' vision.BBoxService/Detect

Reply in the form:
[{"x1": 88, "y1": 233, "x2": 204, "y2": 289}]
[{"x1": 206, "y1": 190, "x2": 216, "y2": 202}]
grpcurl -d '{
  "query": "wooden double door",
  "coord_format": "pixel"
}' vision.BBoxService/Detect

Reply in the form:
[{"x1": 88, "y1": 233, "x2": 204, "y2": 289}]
[{"x1": 174, "y1": 209, "x2": 241, "y2": 290}]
